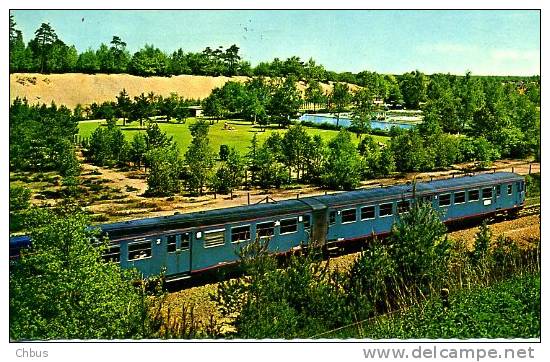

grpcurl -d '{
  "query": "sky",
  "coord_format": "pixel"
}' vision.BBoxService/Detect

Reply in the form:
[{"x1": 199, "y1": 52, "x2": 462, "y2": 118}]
[{"x1": 10, "y1": 9, "x2": 540, "y2": 76}]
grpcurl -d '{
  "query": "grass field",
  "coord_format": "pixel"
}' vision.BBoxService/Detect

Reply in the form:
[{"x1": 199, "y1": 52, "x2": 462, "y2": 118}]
[{"x1": 78, "y1": 118, "x2": 390, "y2": 155}]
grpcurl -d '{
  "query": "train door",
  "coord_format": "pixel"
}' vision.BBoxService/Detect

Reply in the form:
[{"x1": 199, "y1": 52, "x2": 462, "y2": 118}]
[{"x1": 163, "y1": 232, "x2": 192, "y2": 276}]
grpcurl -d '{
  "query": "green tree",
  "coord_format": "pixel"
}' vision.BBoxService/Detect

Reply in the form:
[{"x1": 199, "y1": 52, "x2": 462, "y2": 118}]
[
  {"x1": 30, "y1": 23, "x2": 58, "y2": 73},
  {"x1": 281, "y1": 124, "x2": 311, "y2": 182},
  {"x1": 76, "y1": 48, "x2": 99, "y2": 73},
  {"x1": 129, "y1": 133, "x2": 147, "y2": 169},
  {"x1": 146, "y1": 143, "x2": 182, "y2": 196},
  {"x1": 389, "y1": 202, "x2": 450, "y2": 295},
  {"x1": 304, "y1": 79, "x2": 325, "y2": 112},
  {"x1": 10, "y1": 206, "x2": 148, "y2": 340},
  {"x1": 385, "y1": 74, "x2": 403, "y2": 105},
  {"x1": 329, "y1": 82, "x2": 351, "y2": 127},
  {"x1": 129, "y1": 44, "x2": 169, "y2": 76},
  {"x1": 390, "y1": 128, "x2": 434, "y2": 172},
  {"x1": 9, "y1": 185, "x2": 32, "y2": 232},
  {"x1": 350, "y1": 87, "x2": 374, "y2": 139},
  {"x1": 212, "y1": 147, "x2": 245, "y2": 194},
  {"x1": 399, "y1": 70, "x2": 427, "y2": 109},
  {"x1": 184, "y1": 121, "x2": 215, "y2": 195},
  {"x1": 458, "y1": 136, "x2": 500, "y2": 169},
  {"x1": 116, "y1": 89, "x2": 132, "y2": 125},
  {"x1": 110, "y1": 36, "x2": 130, "y2": 73},
  {"x1": 9, "y1": 15, "x2": 30, "y2": 72},
  {"x1": 321, "y1": 130, "x2": 362, "y2": 190},
  {"x1": 269, "y1": 76, "x2": 302, "y2": 127},
  {"x1": 304, "y1": 134, "x2": 326, "y2": 183},
  {"x1": 145, "y1": 123, "x2": 173, "y2": 150}
]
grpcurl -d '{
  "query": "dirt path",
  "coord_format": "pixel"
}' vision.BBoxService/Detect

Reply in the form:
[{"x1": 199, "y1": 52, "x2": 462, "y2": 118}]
[{"x1": 79, "y1": 158, "x2": 539, "y2": 223}]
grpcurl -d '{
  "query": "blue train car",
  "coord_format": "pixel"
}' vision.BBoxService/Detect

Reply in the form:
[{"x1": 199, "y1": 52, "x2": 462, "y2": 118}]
[
  {"x1": 316, "y1": 172, "x2": 525, "y2": 245},
  {"x1": 99, "y1": 199, "x2": 314, "y2": 279},
  {"x1": 9, "y1": 172, "x2": 525, "y2": 280}
]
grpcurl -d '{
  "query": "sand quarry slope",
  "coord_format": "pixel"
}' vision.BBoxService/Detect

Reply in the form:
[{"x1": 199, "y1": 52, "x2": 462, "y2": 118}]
[{"x1": 10, "y1": 73, "x2": 355, "y2": 109}]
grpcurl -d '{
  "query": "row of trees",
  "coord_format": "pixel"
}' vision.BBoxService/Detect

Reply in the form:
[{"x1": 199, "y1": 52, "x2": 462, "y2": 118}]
[
  {"x1": 82, "y1": 90, "x2": 197, "y2": 126},
  {"x1": 11, "y1": 16, "x2": 539, "y2": 114},
  {"x1": 83, "y1": 117, "x2": 500, "y2": 197}
]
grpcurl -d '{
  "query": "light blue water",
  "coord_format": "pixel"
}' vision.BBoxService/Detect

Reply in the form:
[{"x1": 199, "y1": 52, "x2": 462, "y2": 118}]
[{"x1": 298, "y1": 114, "x2": 415, "y2": 130}]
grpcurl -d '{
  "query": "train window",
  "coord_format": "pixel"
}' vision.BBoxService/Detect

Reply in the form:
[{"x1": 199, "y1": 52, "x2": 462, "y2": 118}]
[
  {"x1": 303, "y1": 215, "x2": 311, "y2": 229},
  {"x1": 482, "y1": 188, "x2": 493, "y2": 199},
  {"x1": 280, "y1": 218, "x2": 298, "y2": 234},
  {"x1": 468, "y1": 190, "x2": 479, "y2": 202},
  {"x1": 439, "y1": 194, "x2": 451, "y2": 207},
  {"x1": 231, "y1": 225, "x2": 251, "y2": 243},
  {"x1": 167, "y1": 235, "x2": 177, "y2": 253},
  {"x1": 257, "y1": 222, "x2": 275, "y2": 238},
  {"x1": 329, "y1": 211, "x2": 337, "y2": 225},
  {"x1": 507, "y1": 184, "x2": 513, "y2": 195},
  {"x1": 103, "y1": 244, "x2": 120, "y2": 263},
  {"x1": 341, "y1": 209, "x2": 357, "y2": 223},
  {"x1": 361, "y1": 206, "x2": 375, "y2": 220},
  {"x1": 379, "y1": 203, "x2": 393, "y2": 217},
  {"x1": 496, "y1": 185, "x2": 501, "y2": 197},
  {"x1": 204, "y1": 229, "x2": 225, "y2": 248},
  {"x1": 397, "y1": 200, "x2": 410, "y2": 213},
  {"x1": 454, "y1": 191, "x2": 466, "y2": 204},
  {"x1": 180, "y1": 233, "x2": 190, "y2": 250},
  {"x1": 128, "y1": 239, "x2": 152, "y2": 260}
]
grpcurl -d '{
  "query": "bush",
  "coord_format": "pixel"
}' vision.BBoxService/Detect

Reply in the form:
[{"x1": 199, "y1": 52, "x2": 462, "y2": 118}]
[
  {"x1": 212, "y1": 239, "x2": 351, "y2": 339},
  {"x1": 219, "y1": 144, "x2": 230, "y2": 161},
  {"x1": 389, "y1": 202, "x2": 450, "y2": 295}
]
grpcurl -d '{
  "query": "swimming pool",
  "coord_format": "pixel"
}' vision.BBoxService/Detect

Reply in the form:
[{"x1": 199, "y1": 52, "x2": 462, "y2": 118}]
[{"x1": 298, "y1": 113, "x2": 416, "y2": 130}]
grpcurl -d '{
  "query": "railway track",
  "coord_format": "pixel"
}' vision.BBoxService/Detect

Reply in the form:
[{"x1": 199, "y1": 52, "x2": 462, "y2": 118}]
[{"x1": 519, "y1": 203, "x2": 540, "y2": 217}]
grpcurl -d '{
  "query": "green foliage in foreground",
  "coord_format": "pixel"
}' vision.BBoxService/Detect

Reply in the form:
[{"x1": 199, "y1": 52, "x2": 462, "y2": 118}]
[
  {"x1": 10, "y1": 206, "x2": 149, "y2": 340},
  {"x1": 335, "y1": 272, "x2": 540, "y2": 339}
]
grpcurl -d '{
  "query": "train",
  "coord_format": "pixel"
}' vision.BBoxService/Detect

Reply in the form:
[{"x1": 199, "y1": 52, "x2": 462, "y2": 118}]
[{"x1": 10, "y1": 172, "x2": 525, "y2": 281}]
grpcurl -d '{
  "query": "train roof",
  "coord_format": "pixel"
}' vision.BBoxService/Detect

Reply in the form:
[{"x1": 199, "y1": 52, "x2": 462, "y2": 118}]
[
  {"x1": 316, "y1": 171, "x2": 523, "y2": 207},
  {"x1": 100, "y1": 198, "x2": 311, "y2": 236}
]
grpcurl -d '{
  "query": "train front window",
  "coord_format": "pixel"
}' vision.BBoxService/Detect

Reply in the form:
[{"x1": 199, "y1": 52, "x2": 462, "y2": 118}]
[
  {"x1": 341, "y1": 209, "x2": 357, "y2": 223},
  {"x1": 128, "y1": 239, "x2": 152, "y2": 260},
  {"x1": 361, "y1": 206, "x2": 375, "y2": 220},
  {"x1": 231, "y1": 225, "x2": 251, "y2": 243},
  {"x1": 454, "y1": 191, "x2": 466, "y2": 204},
  {"x1": 438, "y1": 194, "x2": 451, "y2": 207},
  {"x1": 468, "y1": 190, "x2": 479, "y2": 202},
  {"x1": 257, "y1": 222, "x2": 275, "y2": 238},
  {"x1": 379, "y1": 203, "x2": 393, "y2": 217},
  {"x1": 280, "y1": 218, "x2": 298, "y2": 234},
  {"x1": 303, "y1": 215, "x2": 311, "y2": 230},
  {"x1": 167, "y1": 235, "x2": 177, "y2": 253},
  {"x1": 507, "y1": 184, "x2": 513, "y2": 195},
  {"x1": 482, "y1": 188, "x2": 493, "y2": 199}
]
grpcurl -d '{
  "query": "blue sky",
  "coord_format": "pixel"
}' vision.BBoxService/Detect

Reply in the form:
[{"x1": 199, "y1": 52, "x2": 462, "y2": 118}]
[{"x1": 11, "y1": 10, "x2": 540, "y2": 76}]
